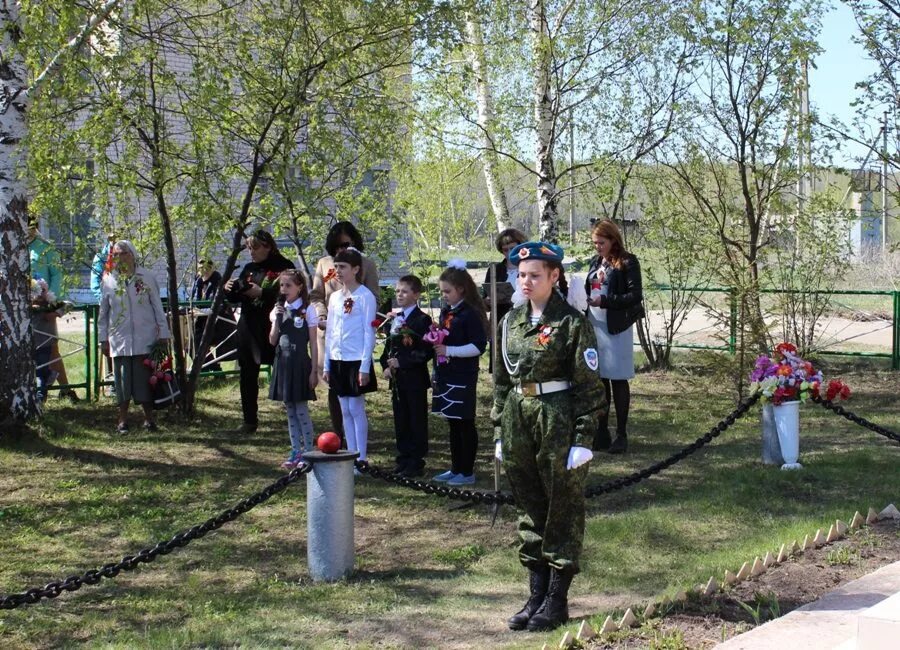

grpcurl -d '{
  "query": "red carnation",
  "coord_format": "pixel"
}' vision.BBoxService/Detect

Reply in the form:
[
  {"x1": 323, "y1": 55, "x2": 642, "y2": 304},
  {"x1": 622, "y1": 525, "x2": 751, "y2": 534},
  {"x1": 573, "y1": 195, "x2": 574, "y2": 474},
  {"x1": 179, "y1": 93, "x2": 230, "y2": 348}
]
[
  {"x1": 371, "y1": 318, "x2": 384, "y2": 328},
  {"x1": 266, "y1": 270, "x2": 278, "y2": 280}
]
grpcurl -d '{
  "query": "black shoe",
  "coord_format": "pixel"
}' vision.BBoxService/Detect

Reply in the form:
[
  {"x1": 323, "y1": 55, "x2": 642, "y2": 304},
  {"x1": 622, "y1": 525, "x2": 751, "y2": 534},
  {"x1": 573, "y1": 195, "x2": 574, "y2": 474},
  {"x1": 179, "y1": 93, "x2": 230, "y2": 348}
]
[
  {"x1": 116, "y1": 422, "x2": 129, "y2": 434},
  {"x1": 402, "y1": 465, "x2": 425, "y2": 478},
  {"x1": 526, "y1": 568, "x2": 574, "y2": 632},
  {"x1": 143, "y1": 421, "x2": 158, "y2": 432},
  {"x1": 508, "y1": 566, "x2": 550, "y2": 631},
  {"x1": 608, "y1": 435, "x2": 628, "y2": 454},
  {"x1": 60, "y1": 389, "x2": 80, "y2": 402},
  {"x1": 592, "y1": 428, "x2": 612, "y2": 451},
  {"x1": 240, "y1": 421, "x2": 258, "y2": 434}
]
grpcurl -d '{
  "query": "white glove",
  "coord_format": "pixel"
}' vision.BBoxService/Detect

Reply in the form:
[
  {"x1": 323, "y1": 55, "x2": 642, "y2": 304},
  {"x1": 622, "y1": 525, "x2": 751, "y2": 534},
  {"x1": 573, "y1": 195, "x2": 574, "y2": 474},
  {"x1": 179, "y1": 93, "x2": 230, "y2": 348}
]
[
  {"x1": 495, "y1": 440, "x2": 503, "y2": 462},
  {"x1": 566, "y1": 446, "x2": 593, "y2": 470}
]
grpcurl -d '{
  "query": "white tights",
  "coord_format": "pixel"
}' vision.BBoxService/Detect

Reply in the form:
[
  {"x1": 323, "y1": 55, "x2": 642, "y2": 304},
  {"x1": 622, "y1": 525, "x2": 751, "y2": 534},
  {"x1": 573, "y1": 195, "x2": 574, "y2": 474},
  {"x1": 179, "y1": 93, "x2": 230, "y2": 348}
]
[{"x1": 338, "y1": 395, "x2": 368, "y2": 460}]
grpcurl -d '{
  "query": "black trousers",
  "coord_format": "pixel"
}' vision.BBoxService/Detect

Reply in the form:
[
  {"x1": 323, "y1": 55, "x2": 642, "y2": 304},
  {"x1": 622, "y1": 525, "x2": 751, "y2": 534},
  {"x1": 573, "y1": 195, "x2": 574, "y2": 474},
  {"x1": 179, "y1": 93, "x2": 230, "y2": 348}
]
[
  {"x1": 238, "y1": 345, "x2": 261, "y2": 426},
  {"x1": 392, "y1": 386, "x2": 429, "y2": 470},
  {"x1": 448, "y1": 418, "x2": 478, "y2": 476}
]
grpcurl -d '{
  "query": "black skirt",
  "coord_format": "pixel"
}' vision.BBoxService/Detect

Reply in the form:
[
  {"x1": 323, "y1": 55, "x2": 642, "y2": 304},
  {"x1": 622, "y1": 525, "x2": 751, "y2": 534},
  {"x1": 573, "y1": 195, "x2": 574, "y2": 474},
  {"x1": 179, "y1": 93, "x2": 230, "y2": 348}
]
[
  {"x1": 328, "y1": 359, "x2": 378, "y2": 397},
  {"x1": 431, "y1": 370, "x2": 477, "y2": 420},
  {"x1": 269, "y1": 317, "x2": 317, "y2": 403}
]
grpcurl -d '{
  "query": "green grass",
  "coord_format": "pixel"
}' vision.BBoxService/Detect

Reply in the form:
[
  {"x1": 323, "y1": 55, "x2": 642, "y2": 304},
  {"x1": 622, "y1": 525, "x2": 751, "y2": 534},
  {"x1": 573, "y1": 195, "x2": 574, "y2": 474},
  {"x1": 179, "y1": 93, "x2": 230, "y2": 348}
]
[{"x1": 1, "y1": 356, "x2": 898, "y2": 648}]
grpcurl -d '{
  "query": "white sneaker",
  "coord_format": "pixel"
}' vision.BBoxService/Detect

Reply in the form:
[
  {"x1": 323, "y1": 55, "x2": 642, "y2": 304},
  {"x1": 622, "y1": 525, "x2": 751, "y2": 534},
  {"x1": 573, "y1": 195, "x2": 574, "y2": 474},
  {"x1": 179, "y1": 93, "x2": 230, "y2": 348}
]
[
  {"x1": 432, "y1": 470, "x2": 457, "y2": 482},
  {"x1": 447, "y1": 474, "x2": 475, "y2": 486}
]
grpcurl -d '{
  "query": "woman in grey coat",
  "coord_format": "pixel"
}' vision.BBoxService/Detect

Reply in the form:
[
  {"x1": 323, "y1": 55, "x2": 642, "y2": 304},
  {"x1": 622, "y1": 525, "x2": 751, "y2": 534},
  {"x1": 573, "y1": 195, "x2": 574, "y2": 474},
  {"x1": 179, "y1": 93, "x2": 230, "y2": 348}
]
[{"x1": 98, "y1": 240, "x2": 171, "y2": 433}]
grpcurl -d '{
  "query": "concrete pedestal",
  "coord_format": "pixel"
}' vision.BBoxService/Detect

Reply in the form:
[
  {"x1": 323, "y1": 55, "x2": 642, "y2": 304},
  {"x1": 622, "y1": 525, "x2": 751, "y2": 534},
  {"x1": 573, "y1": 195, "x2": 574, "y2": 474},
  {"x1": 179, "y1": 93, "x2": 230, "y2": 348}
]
[{"x1": 302, "y1": 449, "x2": 359, "y2": 582}]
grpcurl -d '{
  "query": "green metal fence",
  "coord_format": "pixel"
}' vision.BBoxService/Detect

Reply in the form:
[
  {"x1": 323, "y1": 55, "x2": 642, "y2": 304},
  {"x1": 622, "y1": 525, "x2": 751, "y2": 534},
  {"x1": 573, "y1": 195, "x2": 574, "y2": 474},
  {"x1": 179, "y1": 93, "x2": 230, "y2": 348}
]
[
  {"x1": 647, "y1": 285, "x2": 899, "y2": 369},
  {"x1": 45, "y1": 300, "x2": 267, "y2": 400}
]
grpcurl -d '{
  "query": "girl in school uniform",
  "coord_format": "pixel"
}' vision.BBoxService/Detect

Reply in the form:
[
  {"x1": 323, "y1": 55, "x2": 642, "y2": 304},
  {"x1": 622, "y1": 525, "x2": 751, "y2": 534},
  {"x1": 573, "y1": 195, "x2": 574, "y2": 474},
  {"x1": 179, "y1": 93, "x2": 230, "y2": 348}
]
[
  {"x1": 431, "y1": 260, "x2": 488, "y2": 486},
  {"x1": 269, "y1": 269, "x2": 319, "y2": 469},
  {"x1": 323, "y1": 247, "x2": 378, "y2": 462}
]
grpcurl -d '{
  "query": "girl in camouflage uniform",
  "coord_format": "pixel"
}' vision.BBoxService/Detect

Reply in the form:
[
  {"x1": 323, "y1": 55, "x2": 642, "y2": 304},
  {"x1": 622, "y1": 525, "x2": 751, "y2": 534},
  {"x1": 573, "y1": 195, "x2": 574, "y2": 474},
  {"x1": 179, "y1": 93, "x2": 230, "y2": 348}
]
[{"x1": 492, "y1": 241, "x2": 606, "y2": 632}]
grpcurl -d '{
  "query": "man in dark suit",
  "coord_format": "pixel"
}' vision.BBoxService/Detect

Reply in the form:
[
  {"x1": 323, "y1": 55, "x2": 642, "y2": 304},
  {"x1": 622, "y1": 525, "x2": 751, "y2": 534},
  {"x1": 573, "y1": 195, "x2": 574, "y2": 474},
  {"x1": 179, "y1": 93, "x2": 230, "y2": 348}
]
[{"x1": 379, "y1": 275, "x2": 434, "y2": 477}]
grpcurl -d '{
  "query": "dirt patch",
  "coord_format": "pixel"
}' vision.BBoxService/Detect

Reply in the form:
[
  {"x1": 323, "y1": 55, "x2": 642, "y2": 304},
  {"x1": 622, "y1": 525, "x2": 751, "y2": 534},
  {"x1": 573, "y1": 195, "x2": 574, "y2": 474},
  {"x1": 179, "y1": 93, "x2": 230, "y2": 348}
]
[{"x1": 590, "y1": 519, "x2": 900, "y2": 649}]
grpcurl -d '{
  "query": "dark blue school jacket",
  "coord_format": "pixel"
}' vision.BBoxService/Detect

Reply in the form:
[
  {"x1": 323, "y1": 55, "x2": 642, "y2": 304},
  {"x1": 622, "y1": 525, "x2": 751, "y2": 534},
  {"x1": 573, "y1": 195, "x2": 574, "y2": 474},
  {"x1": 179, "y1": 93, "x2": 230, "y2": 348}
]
[{"x1": 436, "y1": 302, "x2": 487, "y2": 379}]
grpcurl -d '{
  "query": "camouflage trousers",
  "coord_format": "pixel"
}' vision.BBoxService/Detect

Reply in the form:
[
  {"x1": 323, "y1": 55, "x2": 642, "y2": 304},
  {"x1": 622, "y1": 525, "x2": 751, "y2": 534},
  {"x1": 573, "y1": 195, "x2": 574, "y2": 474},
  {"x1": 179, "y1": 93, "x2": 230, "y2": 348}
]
[{"x1": 500, "y1": 390, "x2": 588, "y2": 574}]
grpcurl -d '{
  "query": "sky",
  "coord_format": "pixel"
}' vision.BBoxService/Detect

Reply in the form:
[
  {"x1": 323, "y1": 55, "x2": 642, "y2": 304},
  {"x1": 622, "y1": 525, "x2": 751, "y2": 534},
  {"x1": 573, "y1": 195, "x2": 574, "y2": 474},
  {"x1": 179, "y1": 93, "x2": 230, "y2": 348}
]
[{"x1": 809, "y1": 1, "x2": 885, "y2": 167}]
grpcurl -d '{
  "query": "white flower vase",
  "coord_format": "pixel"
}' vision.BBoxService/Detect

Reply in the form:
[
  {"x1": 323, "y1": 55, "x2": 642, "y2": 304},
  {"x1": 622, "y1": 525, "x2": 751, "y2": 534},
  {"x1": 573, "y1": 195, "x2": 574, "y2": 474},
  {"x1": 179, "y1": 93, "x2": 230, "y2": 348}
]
[
  {"x1": 760, "y1": 403, "x2": 784, "y2": 465},
  {"x1": 773, "y1": 400, "x2": 802, "y2": 470}
]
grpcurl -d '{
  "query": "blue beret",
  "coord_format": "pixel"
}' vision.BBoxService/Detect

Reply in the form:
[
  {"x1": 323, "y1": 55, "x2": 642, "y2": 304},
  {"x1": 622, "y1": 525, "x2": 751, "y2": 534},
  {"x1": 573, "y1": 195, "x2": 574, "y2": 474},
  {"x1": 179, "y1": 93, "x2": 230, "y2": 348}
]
[{"x1": 508, "y1": 241, "x2": 564, "y2": 265}]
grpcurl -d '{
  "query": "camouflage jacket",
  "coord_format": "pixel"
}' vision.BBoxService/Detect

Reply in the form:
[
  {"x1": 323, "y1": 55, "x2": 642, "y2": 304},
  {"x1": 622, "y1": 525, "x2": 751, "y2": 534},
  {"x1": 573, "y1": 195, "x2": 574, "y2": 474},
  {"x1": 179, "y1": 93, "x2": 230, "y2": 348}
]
[{"x1": 491, "y1": 291, "x2": 606, "y2": 448}]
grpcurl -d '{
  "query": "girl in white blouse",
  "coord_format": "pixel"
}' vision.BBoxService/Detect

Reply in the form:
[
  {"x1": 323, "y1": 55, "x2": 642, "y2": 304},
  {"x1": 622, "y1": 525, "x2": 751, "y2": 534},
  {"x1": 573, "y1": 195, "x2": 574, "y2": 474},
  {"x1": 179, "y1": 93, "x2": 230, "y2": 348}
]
[{"x1": 323, "y1": 247, "x2": 377, "y2": 462}]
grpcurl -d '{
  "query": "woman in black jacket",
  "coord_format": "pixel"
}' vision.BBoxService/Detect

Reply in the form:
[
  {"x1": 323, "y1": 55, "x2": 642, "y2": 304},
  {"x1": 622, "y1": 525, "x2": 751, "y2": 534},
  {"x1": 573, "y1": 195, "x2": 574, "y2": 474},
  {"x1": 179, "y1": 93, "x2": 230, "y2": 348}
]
[
  {"x1": 224, "y1": 230, "x2": 295, "y2": 433},
  {"x1": 584, "y1": 220, "x2": 645, "y2": 453}
]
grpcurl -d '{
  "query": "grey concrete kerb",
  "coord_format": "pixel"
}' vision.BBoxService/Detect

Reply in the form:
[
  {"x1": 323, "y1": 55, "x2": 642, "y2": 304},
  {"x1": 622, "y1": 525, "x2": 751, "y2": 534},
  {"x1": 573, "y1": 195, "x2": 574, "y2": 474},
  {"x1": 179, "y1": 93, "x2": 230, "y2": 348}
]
[{"x1": 714, "y1": 560, "x2": 900, "y2": 649}]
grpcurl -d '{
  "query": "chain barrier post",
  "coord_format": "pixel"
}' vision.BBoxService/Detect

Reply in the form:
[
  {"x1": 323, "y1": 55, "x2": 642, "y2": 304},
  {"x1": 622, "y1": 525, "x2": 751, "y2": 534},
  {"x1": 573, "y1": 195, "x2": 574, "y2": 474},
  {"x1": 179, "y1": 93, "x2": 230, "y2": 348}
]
[{"x1": 303, "y1": 450, "x2": 360, "y2": 582}]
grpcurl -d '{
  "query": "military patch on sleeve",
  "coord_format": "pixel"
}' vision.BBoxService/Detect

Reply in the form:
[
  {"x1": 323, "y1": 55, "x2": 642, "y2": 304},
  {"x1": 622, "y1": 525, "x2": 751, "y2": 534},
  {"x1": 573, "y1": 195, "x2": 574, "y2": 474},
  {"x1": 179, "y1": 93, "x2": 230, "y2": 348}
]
[{"x1": 583, "y1": 348, "x2": 599, "y2": 371}]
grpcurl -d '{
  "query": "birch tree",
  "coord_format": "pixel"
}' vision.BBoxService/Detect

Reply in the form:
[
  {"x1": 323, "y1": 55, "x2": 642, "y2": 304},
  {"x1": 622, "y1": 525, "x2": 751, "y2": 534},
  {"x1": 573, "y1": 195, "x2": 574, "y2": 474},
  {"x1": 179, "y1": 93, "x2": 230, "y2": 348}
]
[
  {"x1": 410, "y1": 0, "x2": 692, "y2": 243},
  {"x1": 1, "y1": 0, "x2": 120, "y2": 425},
  {"x1": 463, "y1": 9, "x2": 510, "y2": 231}
]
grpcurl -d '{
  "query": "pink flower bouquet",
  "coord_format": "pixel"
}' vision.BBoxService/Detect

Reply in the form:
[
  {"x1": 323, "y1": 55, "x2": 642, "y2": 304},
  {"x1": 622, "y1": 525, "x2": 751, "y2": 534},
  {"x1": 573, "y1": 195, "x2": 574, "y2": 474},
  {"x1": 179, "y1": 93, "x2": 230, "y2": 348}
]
[{"x1": 423, "y1": 324, "x2": 449, "y2": 365}]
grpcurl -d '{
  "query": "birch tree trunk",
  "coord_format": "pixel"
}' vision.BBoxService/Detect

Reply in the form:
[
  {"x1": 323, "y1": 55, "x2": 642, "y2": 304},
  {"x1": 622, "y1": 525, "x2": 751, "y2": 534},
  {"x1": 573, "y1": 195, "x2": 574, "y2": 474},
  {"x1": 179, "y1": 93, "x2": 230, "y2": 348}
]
[
  {"x1": 464, "y1": 11, "x2": 510, "y2": 233},
  {"x1": 0, "y1": 1, "x2": 38, "y2": 423},
  {"x1": 1, "y1": 0, "x2": 121, "y2": 424},
  {"x1": 529, "y1": 0, "x2": 559, "y2": 243}
]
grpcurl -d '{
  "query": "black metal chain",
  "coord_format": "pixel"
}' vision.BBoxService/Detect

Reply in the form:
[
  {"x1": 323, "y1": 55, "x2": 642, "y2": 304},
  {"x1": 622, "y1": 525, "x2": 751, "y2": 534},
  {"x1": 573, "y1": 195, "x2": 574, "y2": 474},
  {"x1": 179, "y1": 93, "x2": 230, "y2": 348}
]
[
  {"x1": 0, "y1": 463, "x2": 312, "y2": 610},
  {"x1": 356, "y1": 393, "x2": 761, "y2": 503},
  {"x1": 584, "y1": 393, "x2": 760, "y2": 497},
  {"x1": 355, "y1": 461, "x2": 517, "y2": 505},
  {"x1": 813, "y1": 395, "x2": 900, "y2": 444}
]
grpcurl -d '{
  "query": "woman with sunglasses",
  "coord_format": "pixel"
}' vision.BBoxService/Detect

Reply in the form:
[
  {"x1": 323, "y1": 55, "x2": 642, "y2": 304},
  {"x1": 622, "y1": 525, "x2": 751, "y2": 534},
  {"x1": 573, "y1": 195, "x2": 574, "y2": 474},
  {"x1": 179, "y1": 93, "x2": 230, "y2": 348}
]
[
  {"x1": 224, "y1": 230, "x2": 295, "y2": 433},
  {"x1": 310, "y1": 221, "x2": 380, "y2": 441}
]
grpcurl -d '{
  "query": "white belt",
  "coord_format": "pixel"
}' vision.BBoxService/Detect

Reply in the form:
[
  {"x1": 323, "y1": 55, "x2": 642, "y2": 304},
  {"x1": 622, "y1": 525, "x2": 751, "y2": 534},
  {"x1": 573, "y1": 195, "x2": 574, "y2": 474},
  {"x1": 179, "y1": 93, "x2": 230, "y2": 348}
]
[{"x1": 514, "y1": 380, "x2": 571, "y2": 397}]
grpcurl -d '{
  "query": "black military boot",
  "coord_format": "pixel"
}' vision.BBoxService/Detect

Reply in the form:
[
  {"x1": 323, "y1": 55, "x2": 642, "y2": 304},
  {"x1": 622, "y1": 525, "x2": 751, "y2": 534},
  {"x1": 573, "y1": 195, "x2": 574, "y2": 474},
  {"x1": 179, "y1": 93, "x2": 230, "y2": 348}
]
[
  {"x1": 608, "y1": 434, "x2": 628, "y2": 454},
  {"x1": 526, "y1": 568, "x2": 574, "y2": 631},
  {"x1": 508, "y1": 565, "x2": 550, "y2": 630}
]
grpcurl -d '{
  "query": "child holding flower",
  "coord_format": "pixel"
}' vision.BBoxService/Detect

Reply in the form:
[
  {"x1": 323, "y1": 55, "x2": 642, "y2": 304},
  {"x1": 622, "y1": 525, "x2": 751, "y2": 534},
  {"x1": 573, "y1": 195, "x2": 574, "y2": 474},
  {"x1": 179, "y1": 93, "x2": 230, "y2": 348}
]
[
  {"x1": 430, "y1": 260, "x2": 488, "y2": 486},
  {"x1": 379, "y1": 275, "x2": 433, "y2": 477},
  {"x1": 269, "y1": 269, "x2": 319, "y2": 469},
  {"x1": 323, "y1": 247, "x2": 378, "y2": 463}
]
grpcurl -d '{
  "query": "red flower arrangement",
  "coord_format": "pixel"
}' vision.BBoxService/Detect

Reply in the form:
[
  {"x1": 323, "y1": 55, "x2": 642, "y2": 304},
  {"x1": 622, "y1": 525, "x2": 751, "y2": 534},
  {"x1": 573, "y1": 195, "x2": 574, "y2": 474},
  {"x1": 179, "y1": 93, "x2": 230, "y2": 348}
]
[
  {"x1": 822, "y1": 379, "x2": 851, "y2": 402},
  {"x1": 371, "y1": 317, "x2": 384, "y2": 329},
  {"x1": 144, "y1": 340, "x2": 174, "y2": 387},
  {"x1": 750, "y1": 342, "x2": 851, "y2": 405}
]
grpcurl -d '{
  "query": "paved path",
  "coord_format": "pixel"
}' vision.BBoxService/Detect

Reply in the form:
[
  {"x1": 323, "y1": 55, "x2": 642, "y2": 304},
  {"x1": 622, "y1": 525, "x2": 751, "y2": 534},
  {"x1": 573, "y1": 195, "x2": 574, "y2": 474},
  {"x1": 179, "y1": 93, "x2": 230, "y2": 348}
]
[{"x1": 715, "y1": 561, "x2": 900, "y2": 649}]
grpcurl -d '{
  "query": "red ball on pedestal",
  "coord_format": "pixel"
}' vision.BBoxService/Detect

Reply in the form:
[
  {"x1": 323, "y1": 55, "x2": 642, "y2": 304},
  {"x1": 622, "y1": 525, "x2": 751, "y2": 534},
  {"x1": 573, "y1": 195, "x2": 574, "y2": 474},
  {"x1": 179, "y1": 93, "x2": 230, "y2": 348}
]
[{"x1": 316, "y1": 431, "x2": 341, "y2": 454}]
